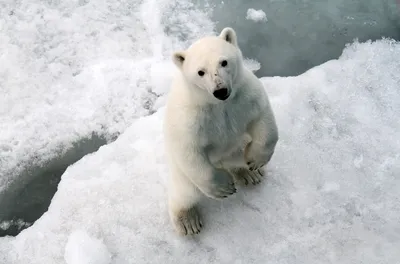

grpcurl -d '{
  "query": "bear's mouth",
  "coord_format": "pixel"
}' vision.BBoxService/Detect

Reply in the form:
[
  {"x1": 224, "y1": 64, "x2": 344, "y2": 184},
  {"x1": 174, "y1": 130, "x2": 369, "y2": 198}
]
[{"x1": 213, "y1": 88, "x2": 230, "y2": 100}]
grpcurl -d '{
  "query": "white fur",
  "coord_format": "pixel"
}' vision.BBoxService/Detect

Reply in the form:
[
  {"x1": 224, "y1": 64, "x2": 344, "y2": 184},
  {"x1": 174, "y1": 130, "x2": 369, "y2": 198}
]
[{"x1": 163, "y1": 27, "x2": 279, "y2": 235}]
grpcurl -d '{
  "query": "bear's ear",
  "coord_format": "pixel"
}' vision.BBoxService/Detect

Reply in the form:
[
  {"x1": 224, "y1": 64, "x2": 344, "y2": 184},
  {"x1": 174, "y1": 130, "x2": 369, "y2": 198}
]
[
  {"x1": 219, "y1": 27, "x2": 238, "y2": 47},
  {"x1": 172, "y1": 51, "x2": 186, "y2": 69}
]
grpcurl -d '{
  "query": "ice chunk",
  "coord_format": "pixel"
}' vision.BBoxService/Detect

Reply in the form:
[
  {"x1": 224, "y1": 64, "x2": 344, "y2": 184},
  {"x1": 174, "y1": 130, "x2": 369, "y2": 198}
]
[
  {"x1": 243, "y1": 58, "x2": 261, "y2": 72},
  {"x1": 64, "y1": 230, "x2": 111, "y2": 264},
  {"x1": 246, "y1": 8, "x2": 268, "y2": 22},
  {"x1": 0, "y1": 219, "x2": 31, "y2": 233},
  {"x1": 0, "y1": 38, "x2": 399, "y2": 264}
]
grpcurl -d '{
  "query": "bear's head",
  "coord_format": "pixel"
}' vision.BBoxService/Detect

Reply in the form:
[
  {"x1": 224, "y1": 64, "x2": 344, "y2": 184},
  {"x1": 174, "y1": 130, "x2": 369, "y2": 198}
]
[{"x1": 172, "y1": 27, "x2": 244, "y2": 103}]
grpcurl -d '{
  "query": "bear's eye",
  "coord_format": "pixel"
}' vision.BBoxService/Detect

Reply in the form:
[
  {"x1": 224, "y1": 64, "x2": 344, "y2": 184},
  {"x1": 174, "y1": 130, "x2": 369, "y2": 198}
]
[
  {"x1": 221, "y1": 60, "x2": 228, "y2": 67},
  {"x1": 198, "y1": 70, "x2": 205, "y2": 76}
]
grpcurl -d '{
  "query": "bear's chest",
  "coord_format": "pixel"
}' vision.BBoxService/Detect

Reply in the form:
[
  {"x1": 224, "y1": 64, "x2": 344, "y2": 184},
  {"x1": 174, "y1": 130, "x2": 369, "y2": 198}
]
[{"x1": 196, "y1": 96, "x2": 258, "y2": 151}]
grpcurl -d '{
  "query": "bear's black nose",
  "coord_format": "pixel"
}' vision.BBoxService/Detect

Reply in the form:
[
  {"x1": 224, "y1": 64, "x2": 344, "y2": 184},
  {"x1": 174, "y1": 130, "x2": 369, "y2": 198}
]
[{"x1": 213, "y1": 88, "x2": 230, "y2": 100}]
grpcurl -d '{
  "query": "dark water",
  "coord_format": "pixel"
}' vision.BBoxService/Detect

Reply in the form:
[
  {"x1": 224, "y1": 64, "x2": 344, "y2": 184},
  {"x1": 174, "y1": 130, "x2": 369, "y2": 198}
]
[
  {"x1": 0, "y1": 135, "x2": 107, "y2": 237},
  {"x1": 211, "y1": 0, "x2": 400, "y2": 77}
]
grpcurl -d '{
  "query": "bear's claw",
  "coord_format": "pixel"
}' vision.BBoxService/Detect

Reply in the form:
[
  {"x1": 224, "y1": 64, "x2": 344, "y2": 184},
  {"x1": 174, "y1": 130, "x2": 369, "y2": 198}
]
[
  {"x1": 232, "y1": 167, "x2": 264, "y2": 186},
  {"x1": 246, "y1": 161, "x2": 266, "y2": 171}
]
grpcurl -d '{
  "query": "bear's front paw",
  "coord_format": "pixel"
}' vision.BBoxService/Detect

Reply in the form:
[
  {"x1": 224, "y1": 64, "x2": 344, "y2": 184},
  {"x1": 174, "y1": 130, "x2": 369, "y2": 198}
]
[
  {"x1": 232, "y1": 167, "x2": 264, "y2": 186},
  {"x1": 246, "y1": 159, "x2": 266, "y2": 171},
  {"x1": 199, "y1": 169, "x2": 236, "y2": 199},
  {"x1": 246, "y1": 153, "x2": 273, "y2": 171}
]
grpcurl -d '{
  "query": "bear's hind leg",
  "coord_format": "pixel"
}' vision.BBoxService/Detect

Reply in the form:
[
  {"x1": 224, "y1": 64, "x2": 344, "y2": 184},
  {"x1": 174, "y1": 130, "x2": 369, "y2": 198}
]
[
  {"x1": 171, "y1": 206, "x2": 202, "y2": 236},
  {"x1": 167, "y1": 163, "x2": 203, "y2": 235}
]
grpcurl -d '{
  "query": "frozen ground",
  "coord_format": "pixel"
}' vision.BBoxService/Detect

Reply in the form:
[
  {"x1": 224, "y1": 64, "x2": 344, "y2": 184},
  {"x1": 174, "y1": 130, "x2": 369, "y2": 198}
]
[
  {"x1": 1, "y1": 38, "x2": 400, "y2": 263},
  {"x1": 1, "y1": 0, "x2": 400, "y2": 263}
]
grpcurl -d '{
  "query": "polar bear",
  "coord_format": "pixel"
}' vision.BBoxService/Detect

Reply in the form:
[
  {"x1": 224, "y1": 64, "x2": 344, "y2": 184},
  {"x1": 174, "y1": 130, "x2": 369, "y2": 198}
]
[{"x1": 163, "y1": 27, "x2": 278, "y2": 235}]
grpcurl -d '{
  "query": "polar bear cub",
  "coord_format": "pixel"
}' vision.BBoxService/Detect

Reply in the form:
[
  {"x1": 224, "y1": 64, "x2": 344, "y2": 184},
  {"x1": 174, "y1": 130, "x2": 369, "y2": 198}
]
[{"x1": 163, "y1": 27, "x2": 279, "y2": 235}]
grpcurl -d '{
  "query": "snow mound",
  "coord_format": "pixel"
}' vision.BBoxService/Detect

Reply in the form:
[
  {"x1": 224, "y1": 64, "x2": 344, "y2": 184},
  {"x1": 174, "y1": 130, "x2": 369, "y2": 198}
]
[
  {"x1": 0, "y1": 38, "x2": 399, "y2": 264},
  {"x1": 64, "y1": 230, "x2": 111, "y2": 264},
  {"x1": 246, "y1": 8, "x2": 268, "y2": 22}
]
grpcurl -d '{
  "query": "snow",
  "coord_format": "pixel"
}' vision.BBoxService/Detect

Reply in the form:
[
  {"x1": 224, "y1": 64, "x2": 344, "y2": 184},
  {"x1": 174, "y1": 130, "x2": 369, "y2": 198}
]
[
  {"x1": 64, "y1": 230, "x2": 111, "y2": 264},
  {"x1": 246, "y1": 8, "x2": 268, "y2": 22},
  {"x1": 1, "y1": 37, "x2": 400, "y2": 263}
]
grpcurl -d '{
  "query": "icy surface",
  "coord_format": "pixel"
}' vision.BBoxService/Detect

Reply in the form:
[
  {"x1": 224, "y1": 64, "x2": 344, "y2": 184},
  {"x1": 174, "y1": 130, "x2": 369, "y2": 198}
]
[
  {"x1": 0, "y1": 0, "x2": 215, "y2": 194},
  {"x1": 246, "y1": 8, "x2": 268, "y2": 22},
  {"x1": 1, "y1": 39, "x2": 399, "y2": 263},
  {"x1": 64, "y1": 230, "x2": 111, "y2": 264}
]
